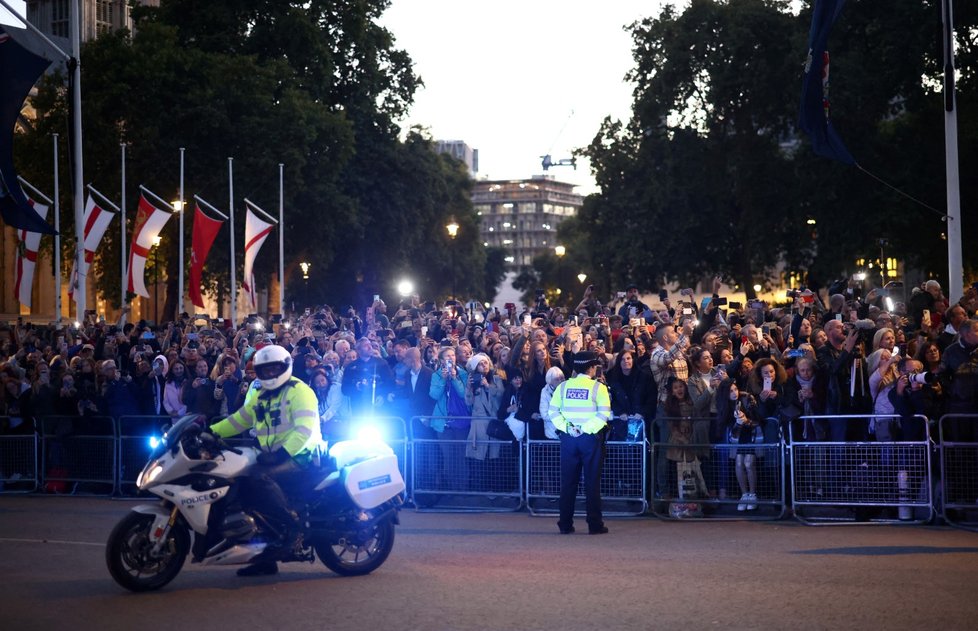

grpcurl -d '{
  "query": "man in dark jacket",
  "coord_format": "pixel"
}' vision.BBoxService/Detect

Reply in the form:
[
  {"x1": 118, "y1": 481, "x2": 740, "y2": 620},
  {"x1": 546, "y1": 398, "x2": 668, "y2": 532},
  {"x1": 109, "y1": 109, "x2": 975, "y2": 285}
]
[
  {"x1": 183, "y1": 358, "x2": 219, "y2": 420},
  {"x1": 941, "y1": 320, "x2": 978, "y2": 440},
  {"x1": 393, "y1": 348, "x2": 435, "y2": 438},
  {"x1": 342, "y1": 337, "x2": 395, "y2": 416},
  {"x1": 816, "y1": 319, "x2": 860, "y2": 440}
]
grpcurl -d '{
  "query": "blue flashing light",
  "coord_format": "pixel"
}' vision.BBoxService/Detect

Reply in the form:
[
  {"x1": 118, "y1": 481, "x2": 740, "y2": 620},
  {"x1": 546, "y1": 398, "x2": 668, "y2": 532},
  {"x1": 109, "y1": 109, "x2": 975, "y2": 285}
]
[
  {"x1": 356, "y1": 425, "x2": 384, "y2": 445},
  {"x1": 148, "y1": 436, "x2": 161, "y2": 449}
]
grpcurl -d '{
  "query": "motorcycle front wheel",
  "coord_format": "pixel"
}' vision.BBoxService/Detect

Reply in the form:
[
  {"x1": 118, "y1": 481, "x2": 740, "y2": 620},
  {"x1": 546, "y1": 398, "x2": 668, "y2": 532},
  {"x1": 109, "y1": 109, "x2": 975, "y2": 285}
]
[
  {"x1": 315, "y1": 517, "x2": 395, "y2": 576},
  {"x1": 106, "y1": 512, "x2": 190, "y2": 592}
]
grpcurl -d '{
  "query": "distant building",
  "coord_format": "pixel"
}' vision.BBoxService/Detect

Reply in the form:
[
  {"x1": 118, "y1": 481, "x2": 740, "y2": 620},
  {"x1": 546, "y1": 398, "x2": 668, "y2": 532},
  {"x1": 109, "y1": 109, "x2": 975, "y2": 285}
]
[
  {"x1": 473, "y1": 175, "x2": 582, "y2": 268},
  {"x1": 26, "y1": 0, "x2": 158, "y2": 43},
  {"x1": 434, "y1": 140, "x2": 478, "y2": 176}
]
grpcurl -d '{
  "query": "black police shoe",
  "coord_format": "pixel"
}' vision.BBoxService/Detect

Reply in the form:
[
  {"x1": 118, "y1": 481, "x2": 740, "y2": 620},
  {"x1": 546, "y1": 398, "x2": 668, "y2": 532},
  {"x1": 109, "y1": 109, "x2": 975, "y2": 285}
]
[
  {"x1": 588, "y1": 526, "x2": 609, "y2": 535},
  {"x1": 237, "y1": 561, "x2": 279, "y2": 577}
]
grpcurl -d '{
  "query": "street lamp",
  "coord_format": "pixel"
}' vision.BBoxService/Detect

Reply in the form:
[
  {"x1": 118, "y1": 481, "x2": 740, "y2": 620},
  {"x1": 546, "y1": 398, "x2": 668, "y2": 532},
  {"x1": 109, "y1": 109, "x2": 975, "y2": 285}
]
[
  {"x1": 554, "y1": 245, "x2": 566, "y2": 304},
  {"x1": 446, "y1": 219, "x2": 459, "y2": 300},
  {"x1": 299, "y1": 261, "x2": 311, "y2": 308},
  {"x1": 577, "y1": 273, "x2": 587, "y2": 284},
  {"x1": 152, "y1": 235, "x2": 162, "y2": 324},
  {"x1": 397, "y1": 279, "x2": 414, "y2": 298}
]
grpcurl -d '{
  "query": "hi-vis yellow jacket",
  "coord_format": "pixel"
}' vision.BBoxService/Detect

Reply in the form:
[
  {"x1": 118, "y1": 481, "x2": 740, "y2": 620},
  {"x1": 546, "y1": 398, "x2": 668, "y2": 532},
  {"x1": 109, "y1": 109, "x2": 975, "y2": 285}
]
[
  {"x1": 548, "y1": 375, "x2": 611, "y2": 436},
  {"x1": 210, "y1": 377, "x2": 321, "y2": 464}
]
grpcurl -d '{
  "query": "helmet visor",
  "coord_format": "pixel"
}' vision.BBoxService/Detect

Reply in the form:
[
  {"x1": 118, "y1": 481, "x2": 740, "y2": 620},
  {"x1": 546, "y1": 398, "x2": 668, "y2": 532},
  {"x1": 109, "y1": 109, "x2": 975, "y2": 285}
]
[{"x1": 256, "y1": 362, "x2": 288, "y2": 381}]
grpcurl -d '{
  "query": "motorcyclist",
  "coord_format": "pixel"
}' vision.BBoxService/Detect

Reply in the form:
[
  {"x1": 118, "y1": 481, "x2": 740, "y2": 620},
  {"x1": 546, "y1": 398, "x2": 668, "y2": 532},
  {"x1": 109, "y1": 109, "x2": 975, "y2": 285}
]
[{"x1": 209, "y1": 344, "x2": 322, "y2": 577}]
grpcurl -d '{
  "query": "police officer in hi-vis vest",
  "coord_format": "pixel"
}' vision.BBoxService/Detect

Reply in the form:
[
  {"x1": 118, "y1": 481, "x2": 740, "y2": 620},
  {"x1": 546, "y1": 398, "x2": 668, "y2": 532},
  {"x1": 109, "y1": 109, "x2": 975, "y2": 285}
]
[
  {"x1": 210, "y1": 345, "x2": 322, "y2": 576},
  {"x1": 549, "y1": 351, "x2": 612, "y2": 535}
]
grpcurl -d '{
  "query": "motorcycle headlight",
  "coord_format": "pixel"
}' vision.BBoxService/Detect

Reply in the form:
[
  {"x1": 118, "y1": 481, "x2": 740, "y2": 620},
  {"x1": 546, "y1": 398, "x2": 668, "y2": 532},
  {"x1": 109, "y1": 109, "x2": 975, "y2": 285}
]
[{"x1": 137, "y1": 460, "x2": 164, "y2": 489}]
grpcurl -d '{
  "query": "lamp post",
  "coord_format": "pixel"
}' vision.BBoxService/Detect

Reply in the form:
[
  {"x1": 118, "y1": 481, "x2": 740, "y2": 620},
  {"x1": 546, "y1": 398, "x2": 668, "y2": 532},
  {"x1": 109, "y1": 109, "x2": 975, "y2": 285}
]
[
  {"x1": 152, "y1": 235, "x2": 162, "y2": 323},
  {"x1": 300, "y1": 261, "x2": 311, "y2": 308},
  {"x1": 172, "y1": 198, "x2": 185, "y2": 313},
  {"x1": 554, "y1": 245, "x2": 566, "y2": 305},
  {"x1": 446, "y1": 219, "x2": 459, "y2": 300},
  {"x1": 577, "y1": 273, "x2": 587, "y2": 284}
]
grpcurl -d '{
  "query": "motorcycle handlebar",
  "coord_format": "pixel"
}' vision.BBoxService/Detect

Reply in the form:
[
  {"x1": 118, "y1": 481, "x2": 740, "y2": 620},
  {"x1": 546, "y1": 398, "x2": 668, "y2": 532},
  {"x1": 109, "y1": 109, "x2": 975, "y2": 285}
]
[
  {"x1": 199, "y1": 431, "x2": 243, "y2": 456},
  {"x1": 214, "y1": 436, "x2": 243, "y2": 455}
]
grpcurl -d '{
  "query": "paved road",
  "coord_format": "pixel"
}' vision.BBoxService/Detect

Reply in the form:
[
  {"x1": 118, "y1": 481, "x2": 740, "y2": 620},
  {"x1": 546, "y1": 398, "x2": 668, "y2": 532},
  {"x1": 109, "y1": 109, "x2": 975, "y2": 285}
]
[{"x1": 2, "y1": 496, "x2": 977, "y2": 630}]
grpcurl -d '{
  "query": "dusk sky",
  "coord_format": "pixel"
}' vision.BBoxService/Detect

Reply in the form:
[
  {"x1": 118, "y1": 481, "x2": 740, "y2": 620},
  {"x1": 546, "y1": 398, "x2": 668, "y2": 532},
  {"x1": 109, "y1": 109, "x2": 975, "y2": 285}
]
[{"x1": 379, "y1": 1, "x2": 674, "y2": 194}]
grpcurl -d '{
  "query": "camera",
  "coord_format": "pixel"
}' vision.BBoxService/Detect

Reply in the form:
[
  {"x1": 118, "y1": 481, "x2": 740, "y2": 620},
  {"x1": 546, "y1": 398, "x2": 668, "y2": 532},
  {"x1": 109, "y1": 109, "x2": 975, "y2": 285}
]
[
  {"x1": 713, "y1": 296, "x2": 728, "y2": 306},
  {"x1": 854, "y1": 319, "x2": 876, "y2": 331},
  {"x1": 908, "y1": 372, "x2": 936, "y2": 386},
  {"x1": 658, "y1": 289, "x2": 668, "y2": 301}
]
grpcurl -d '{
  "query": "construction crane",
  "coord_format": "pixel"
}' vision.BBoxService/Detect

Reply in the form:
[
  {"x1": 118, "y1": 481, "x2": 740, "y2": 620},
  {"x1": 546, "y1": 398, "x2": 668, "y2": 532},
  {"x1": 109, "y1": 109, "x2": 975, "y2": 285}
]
[{"x1": 540, "y1": 110, "x2": 577, "y2": 171}]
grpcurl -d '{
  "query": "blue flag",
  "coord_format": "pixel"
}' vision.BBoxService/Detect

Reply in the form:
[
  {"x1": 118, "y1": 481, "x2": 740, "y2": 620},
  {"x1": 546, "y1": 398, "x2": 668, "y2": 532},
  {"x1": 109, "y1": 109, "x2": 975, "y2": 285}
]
[
  {"x1": 0, "y1": 25, "x2": 56, "y2": 234},
  {"x1": 799, "y1": 0, "x2": 855, "y2": 165}
]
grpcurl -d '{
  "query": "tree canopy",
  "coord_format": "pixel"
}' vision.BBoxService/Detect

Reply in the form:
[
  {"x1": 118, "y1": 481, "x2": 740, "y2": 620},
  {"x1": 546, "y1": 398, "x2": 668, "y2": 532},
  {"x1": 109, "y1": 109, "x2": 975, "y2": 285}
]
[{"x1": 566, "y1": 0, "x2": 977, "y2": 299}]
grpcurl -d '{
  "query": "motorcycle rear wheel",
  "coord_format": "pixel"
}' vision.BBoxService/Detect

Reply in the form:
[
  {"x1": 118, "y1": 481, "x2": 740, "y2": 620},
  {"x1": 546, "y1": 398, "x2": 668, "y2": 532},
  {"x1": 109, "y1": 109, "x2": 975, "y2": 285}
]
[
  {"x1": 106, "y1": 512, "x2": 189, "y2": 592},
  {"x1": 315, "y1": 517, "x2": 395, "y2": 576}
]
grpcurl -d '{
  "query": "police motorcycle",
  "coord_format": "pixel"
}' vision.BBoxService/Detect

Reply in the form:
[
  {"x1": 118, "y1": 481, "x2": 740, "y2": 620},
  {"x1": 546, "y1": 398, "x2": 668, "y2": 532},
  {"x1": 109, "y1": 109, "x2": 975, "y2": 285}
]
[{"x1": 106, "y1": 415, "x2": 405, "y2": 592}]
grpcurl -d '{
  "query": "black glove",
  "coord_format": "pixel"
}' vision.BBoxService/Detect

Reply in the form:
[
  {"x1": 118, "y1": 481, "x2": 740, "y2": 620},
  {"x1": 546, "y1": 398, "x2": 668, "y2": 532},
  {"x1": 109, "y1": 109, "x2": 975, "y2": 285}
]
[{"x1": 257, "y1": 449, "x2": 289, "y2": 466}]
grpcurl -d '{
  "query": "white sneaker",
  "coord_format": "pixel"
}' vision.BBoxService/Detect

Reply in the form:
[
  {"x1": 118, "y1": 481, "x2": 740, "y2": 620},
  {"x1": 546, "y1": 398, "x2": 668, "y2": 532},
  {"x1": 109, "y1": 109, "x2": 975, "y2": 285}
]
[
  {"x1": 747, "y1": 493, "x2": 758, "y2": 511},
  {"x1": 737, "y1": 493, "x2": 748, "y2": 511}
]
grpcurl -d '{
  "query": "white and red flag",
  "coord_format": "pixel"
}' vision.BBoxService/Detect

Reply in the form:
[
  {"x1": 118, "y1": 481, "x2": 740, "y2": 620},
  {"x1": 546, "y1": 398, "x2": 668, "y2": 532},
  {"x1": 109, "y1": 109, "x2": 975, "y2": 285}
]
[
  {"x1": 68, "y1": 194, "x2": 117, "y2": 300},
  {"x1": 242, "y1": 206, "x2": 274, "y2": 309},
  {"x1": 13, "y1": 198, "x2": 50, "y2": 307},
  {"x1": 126, "y1": 194, "x2": 172, "y2": 298},
  {"x1": 188, "y1": 203, "x2": 224, "y2": 309}
]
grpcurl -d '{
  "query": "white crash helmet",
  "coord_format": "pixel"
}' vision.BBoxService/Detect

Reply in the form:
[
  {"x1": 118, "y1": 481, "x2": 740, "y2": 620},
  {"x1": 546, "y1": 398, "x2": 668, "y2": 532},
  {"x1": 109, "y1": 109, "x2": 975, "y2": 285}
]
[{"x1": 253, "y1": 344, "x2": 293, "y2": 390}]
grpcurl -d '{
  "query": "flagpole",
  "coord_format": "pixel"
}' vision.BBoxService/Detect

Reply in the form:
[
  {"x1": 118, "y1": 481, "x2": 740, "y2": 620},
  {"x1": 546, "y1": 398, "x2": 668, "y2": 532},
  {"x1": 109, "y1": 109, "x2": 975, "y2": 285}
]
[
  {"x1": 54, "y1": 134, "x2": 62, "y2": 324},
  {"x1": 229, "y1": 157, "x2": 236, "y2": 326},
  {"x1": 70, "y1": 0, "x2": 85, "y2": 324},
  {"x1": 178, "y1": 147, "x2": 185, "y2": 315},
  {"x1": 121, "y1": 143, "x2": 127, "y2": 316},
  {"x1": 243, "y1": 199, "x2": 279, "y2": 225},
  {"x1": 942, "y1": 0, "x2": 963, "y2": 301},
  {"x1": 193, "y1": 195, "x2": 229, "y2": 220},
  {"x1": 278, "y1": 163, "x2": 284, "y2": 315}
]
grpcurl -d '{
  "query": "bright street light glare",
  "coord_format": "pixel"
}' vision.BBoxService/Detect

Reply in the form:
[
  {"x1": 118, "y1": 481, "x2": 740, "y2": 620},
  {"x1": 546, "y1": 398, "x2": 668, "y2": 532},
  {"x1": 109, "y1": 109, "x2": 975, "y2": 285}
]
[{"x1": 397, "y1": 279, "x2": 414, "y2": 297}]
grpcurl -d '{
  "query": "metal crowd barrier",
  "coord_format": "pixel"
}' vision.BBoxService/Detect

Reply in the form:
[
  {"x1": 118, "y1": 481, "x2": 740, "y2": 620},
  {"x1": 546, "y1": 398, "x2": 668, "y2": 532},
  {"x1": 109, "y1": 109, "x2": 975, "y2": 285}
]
[
  {"x1": 526, "y1": 428, "x2": 647, "y2": 517},
  {"x1": 410, "y1": 416, "x2": 523, "y2": 512},
  {"x1": 39, "y1": 416, "x2": 116, "y2": 495},
  {"x1": 0, "y1": 417, "x2": 38, "y2": 493},
  {"x1": 649, "y1": 418, "x2": 785, "y2": 520},
  {"x1": 790, "y1": 415, "x2": 933, "y2": 525},
  {"x1": 938, "y1": 414, "x2": 978, "y2": 531}
]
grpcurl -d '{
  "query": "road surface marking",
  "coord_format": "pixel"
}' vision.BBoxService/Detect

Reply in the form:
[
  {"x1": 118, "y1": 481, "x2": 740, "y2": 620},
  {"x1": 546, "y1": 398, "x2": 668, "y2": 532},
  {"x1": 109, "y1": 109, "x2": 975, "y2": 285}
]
[{"x1": 0, "y1": 537, "x2": 105, "y2": 547}]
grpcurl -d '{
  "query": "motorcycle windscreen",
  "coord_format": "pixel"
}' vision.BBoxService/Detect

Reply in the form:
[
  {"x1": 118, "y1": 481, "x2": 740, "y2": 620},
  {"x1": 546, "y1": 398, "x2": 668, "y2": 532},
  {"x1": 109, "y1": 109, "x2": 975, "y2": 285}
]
[{"x1": 342, "y1": 455, "x2": 405, "y2": 509}]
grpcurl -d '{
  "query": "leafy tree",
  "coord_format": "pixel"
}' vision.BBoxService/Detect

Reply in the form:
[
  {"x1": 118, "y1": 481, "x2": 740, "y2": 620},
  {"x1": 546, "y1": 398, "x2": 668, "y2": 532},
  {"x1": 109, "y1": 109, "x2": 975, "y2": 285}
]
[
  {"x1": 572, "y1": 0, "x2": 978, "y2": 297},
  {"x1": 580, "y1": 0, "x2": 807, "y2": 299}
]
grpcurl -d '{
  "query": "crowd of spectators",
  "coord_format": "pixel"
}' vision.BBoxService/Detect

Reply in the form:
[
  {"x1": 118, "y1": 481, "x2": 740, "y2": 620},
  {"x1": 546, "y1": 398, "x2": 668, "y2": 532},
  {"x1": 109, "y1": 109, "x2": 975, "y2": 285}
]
[{"x1": 3, "y1": 275, "x2": 978, "y2": 503}]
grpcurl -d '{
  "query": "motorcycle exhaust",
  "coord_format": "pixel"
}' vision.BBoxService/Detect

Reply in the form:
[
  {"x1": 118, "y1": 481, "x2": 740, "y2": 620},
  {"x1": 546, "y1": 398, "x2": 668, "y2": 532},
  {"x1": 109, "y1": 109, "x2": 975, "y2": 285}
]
[{"x1": 198, "y1": 542, "x2": 268, "y2": 566}]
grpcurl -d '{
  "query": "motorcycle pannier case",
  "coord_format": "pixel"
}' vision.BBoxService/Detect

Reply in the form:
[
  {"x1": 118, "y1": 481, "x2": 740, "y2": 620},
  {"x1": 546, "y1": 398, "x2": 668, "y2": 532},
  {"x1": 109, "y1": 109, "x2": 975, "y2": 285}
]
[{"x1": 341, "y1": 454, "x2": 405, "y2": 509}]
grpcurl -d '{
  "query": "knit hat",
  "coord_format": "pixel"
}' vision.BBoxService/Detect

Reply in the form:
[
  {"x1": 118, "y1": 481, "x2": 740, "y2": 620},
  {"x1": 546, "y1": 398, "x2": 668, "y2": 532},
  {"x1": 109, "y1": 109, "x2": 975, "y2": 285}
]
[{"x1": 467, "y1": 353, "x2": 492, "y2": 374}]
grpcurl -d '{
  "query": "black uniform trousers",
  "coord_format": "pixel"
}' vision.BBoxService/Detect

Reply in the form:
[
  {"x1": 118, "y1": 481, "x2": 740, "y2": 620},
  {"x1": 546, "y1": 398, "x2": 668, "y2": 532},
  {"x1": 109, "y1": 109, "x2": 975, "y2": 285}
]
[
  {"x1": 558, "y1": 431, "x2": 605, "y2": 531},
  {"x1": 246, "y1": 457, "x2": 303, "y2": 534}
]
